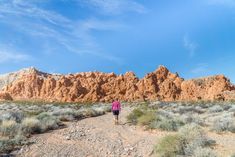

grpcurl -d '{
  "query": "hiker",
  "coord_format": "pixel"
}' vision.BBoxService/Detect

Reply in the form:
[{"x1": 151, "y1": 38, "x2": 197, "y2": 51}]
[{"x1": 112, "y1": 99, "x2": 121, "y2": 125}]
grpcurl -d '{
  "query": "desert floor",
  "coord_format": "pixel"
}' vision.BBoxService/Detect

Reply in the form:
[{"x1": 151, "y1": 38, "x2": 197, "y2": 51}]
[{"x1": 17, "y1": 107, "x2": 235, "y2": 157}]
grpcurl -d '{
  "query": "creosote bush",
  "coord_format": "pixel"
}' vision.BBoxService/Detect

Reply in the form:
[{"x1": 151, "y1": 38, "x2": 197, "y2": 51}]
[
  {"x1": 155, "y1": 124, "x2": 216, "y2": 157},
  {"x1": 21, "y1": 117, "x2": 41, "y2": 135},
  {"x1": 212, "y1": 117, "x2": 235, "y2": 133},
  {"x1": 0, "y1": 135, "x2": 28, "y2": 154},
  {"x1": 127, "y1": 106, "x2": 185, "y2": 131},
  {"x1": 127, "y1": 108, "x2": 145, "y2": 125},
  {"x1": 137, "y1": 111, "x2": 156, "y2": 126},
  {"x1": 155, "y1": 134, "x2": 184, "y2": 157},
  {"x1": 37, "y1": 112, "x2": 60, "y2": 131},
  {"x1": 152, "y1": 117, "x2": 184, "y2": 131},
  {"x1": 192, "y1": 147, "x2": 217, "y2": 157},
  {"x1": 0, "y1": 120, "x2": 19, "y2": 137}
]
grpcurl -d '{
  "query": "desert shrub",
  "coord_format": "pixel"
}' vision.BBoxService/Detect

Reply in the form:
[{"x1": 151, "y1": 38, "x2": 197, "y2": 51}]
[
  {"x1": 24, "y1": 110, "x2": 43, "y2": 116},
  {"x1": 228, "y1": 105, "x2": 235, "y2": 112},
  {"x1": 212, "y1": 117, "x2": 235, "y2": 133},
  {"x1": 209, "y1": 105, "x2": 223, "y2": 113},
  {"x1": 179, "y1": 124, "x2": 215, "y2": 156},
  {"x1": 199, "y1": 103, "x2": 211, "y2": 109},
  {"x1": 137, "y1": 111, "x2": 156, "y2": 126},
  {"x1": 158, "y1": 110, "x2": 175, "y2": 119},
  {"x1": 36, "y1": 112, "x2": 52, "y2": 120},
  {"x1": 127, "y1": 108, "x2": 144, "y2": 125},
  {"x1": 192, "y1": 147, "x2": 217, "y2": 157},
  {"x1": 194, "y1": 106, "x2": 206, "y2": 114},
  {"x1": 0, "y1": 111, "x2": 25, "y2": 123},
  {"x1": 155, "y1": 124, "x2": 216, "y2": 157},
  {"x1": 175, "y1": 106, "x2": 195, "y2": 114},
  {"x1": 0, "y1": 135, "x2": 27, "y2": 154},
  {"x1": 59, "y1": 114, "x2": 75, "y2": 121},
  {"x1": 127, "y1": 106, "x2": 185, "y2": 131},
  {"x1": 0, "y1": 120, "x2": 19, "y2": 137},
  {"x1": 82, "y1": 108, "x2": 104, "y2": 117},
  {"x1": 153, "y1": 117, "x2": 185, "y2": 131},
  {"x1": 180, "y1": 114, "x2": 205, "y2": 126},
  {"x1": 222, "y1": 104, "x2": 232, "y2": 111},
  {"x1": 52, "y1": 108, "x2": 78, "y2": 121},
  {"x1": 148, "y1": 101, "x2": 163, "y2": 109},
  {"x1": 91, "y1": 105, "x2": 111, "y2": 113},
  {"x1": 37, "y1": 112, "x2": 59, "y2": 132},
  {"x1": 21, "y1": 117, "x2": 41, "y2": 134},
  {"x1": 154, "y1": 134, "x2": 184, "y2": 157}
]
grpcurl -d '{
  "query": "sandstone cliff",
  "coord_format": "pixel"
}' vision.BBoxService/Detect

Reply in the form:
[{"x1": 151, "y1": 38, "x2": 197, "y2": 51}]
[{"x1": 0, "y1": 66, "x2": 234, "y2": 102}]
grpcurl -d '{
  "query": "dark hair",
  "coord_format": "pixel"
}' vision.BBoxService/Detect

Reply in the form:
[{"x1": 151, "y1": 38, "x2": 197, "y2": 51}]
[{"x1": 112, "y1": 99, "x2": 119, "y2": 102}]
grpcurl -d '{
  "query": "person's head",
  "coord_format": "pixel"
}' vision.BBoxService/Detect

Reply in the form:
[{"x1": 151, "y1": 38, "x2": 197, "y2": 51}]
[{"x1": 112, "y1": 98, "x2": 119, "y2": 102}]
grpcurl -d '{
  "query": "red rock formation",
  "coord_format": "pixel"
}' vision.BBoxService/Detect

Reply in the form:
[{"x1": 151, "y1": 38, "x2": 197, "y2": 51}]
[
  {"x1": 180, "y1": 75, "x2": 232, "y2": 101},
  {"x1": 0, "y1": 92, "x2": 13, "y2": 101},
  {"x1": 1, "y1": 66, "x2": 235, "y2": 102}
]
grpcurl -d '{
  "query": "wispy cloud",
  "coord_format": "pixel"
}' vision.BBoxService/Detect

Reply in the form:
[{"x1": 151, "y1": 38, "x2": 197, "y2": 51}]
[
  {"x1": 0, "y1": 0, "x2": 132, "y2": 64},
  {"x1": 183, "y1": 35, "x2": 198, "y2": 57},
  {"x1": 191, "y1": 63, "x2": 209, "y2": 74},
  {"x1": 0, "y1": 50, "x2": 30, "y2": 63},
  {"x1": 79, "y1": 0, "x2": 147, "y2": 15}
]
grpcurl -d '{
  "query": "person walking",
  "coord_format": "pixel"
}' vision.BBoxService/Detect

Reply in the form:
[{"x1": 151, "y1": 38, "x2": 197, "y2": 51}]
[{"x1": 112, "y1": 99, "x2": 121, "y2": 125}]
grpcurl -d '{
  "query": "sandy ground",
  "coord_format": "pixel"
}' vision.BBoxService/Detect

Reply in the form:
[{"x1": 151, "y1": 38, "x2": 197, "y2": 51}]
[{"x1": 17, "y1": 107, "x2": 235, "y2": 157}]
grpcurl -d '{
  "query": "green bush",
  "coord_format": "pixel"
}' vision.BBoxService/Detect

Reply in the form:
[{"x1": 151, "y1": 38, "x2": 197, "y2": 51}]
[
  {"x1": 154, "y1": 124, "x2": 217, "y2": 157},
  {"x1": 127, "y1": 108, "x2": 144, "y2": 125},
  {"x1": 155, "y1": 134, "x2": 184, "y2": 157},
  {"x1": 0, "y1": 135, "x2": 28, "y2": 154},
  {"x1": 21, "y1": 117, "x2": 41, "y2": 135},
  {"x1": 37, "y1": 112, "x2": 59, "y2": 132},
  {"x1": 192, "y1": 147, "x2": 217, "y2": 157},
  {"x1": 82, "y1": 108, "x2": 103, "y2": 117},
  {"x1": 155, "y1": 118, "x2": 184, "y2": 131},
  {"x1": 0, "y1": 120, "x2": 19, "y2": 137},
  {"x1": 137, "y1": 111, "x2": 156, "y2": 126},
  {"x1": 212, "y1": 117, "x2": 235, "y2": 133}
]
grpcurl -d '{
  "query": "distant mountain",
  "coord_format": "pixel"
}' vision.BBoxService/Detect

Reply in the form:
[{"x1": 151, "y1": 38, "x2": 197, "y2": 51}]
[{"x1": 0, "y1": 65, "x2": 235, "y2": 102}]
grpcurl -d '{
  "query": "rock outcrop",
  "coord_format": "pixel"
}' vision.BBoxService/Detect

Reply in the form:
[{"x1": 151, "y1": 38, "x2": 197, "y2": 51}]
[
  {"x1": 0, "y1": 92, "x2": 13, "y2": 101},
  {"x1": 0, "y1": 66, "x2": 235, "y2": 102}
]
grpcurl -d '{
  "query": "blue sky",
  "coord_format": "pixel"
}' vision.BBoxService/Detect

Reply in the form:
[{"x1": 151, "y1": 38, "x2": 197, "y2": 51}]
[{"x1": 0, "y1": 0, "x2": 235, "y2": 83}]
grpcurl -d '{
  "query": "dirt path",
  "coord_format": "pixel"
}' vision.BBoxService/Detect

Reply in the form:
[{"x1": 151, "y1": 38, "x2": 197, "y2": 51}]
[
  {"x1": 16, "y1": 107, "x2": 235, "y2": 157},
  {"x1": 17, "y1": 107, "x2": 169, "y2": 157}
]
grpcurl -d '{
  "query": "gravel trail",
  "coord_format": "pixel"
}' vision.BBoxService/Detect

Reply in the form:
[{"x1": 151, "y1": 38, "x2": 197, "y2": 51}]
[{"x1": 18, "y1": 107, "x2": 167, "y2": 157}]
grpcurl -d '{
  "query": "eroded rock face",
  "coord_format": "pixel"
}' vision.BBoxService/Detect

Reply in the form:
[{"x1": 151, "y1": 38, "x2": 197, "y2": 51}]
[
  {"x1": 180, "y1": 75, "x2": 233, "y2": 101},
  {"x1": 0, "y1": 92, "x2": 13, "y2": 101},
  {"x1": 1, "y1": 66, "x2": 235, "y2": 102}
]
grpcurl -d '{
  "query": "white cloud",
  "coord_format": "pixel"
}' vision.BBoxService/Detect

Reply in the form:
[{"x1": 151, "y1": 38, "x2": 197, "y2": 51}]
[
  {"x1": 183, "y1": 35, "x2": 198, "y2": 57},
  {"x1": 79, "y1": 0, "x2": 147, "y2": 14},
  {"x1": 0, "y1": 0, "x2": 126, "y2": 64},
  {"x1": 80, "y1": 18, "x2": 127, "y2": 31},
  {"x1": 191, "y1": 63, "x2": 209, "y2": 74},
  {"x1": 0, "y1": 50, "x2": 30, "y2": 63}
]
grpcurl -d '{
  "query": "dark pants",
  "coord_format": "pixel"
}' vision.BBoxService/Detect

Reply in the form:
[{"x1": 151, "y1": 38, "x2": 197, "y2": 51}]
[{"x1": 112, "y1": 110, "x2": 119, "y2": 120}]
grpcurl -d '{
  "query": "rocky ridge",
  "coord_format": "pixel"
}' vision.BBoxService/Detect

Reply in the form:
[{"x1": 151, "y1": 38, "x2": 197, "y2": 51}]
[{"x1": 0, "y1": 66, "x2": 235, "y2": 102}]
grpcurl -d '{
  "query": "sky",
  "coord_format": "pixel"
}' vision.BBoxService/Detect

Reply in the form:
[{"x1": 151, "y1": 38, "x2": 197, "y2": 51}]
[{"x1": 0, "y1": 0, "x2": 235, "y2": 83}]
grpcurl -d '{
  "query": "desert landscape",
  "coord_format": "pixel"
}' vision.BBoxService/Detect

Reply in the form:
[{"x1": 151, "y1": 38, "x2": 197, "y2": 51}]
[
  {"x1": 0, "y1": 67, "x2": 234, "y2": 157},
  {"x1": 1, "y1": 0, "x2": 235, "y2": 157}
]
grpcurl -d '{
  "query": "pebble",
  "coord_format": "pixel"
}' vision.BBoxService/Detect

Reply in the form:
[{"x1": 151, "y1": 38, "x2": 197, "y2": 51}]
[{"x1": 65, "y1": 136, "x2": 71, "y2": 140}]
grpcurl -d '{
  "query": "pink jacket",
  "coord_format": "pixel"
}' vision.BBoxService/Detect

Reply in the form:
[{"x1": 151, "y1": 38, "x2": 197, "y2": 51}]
[{"x1": 112, "y1": 101, "x2": 121, "y2": 111}]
